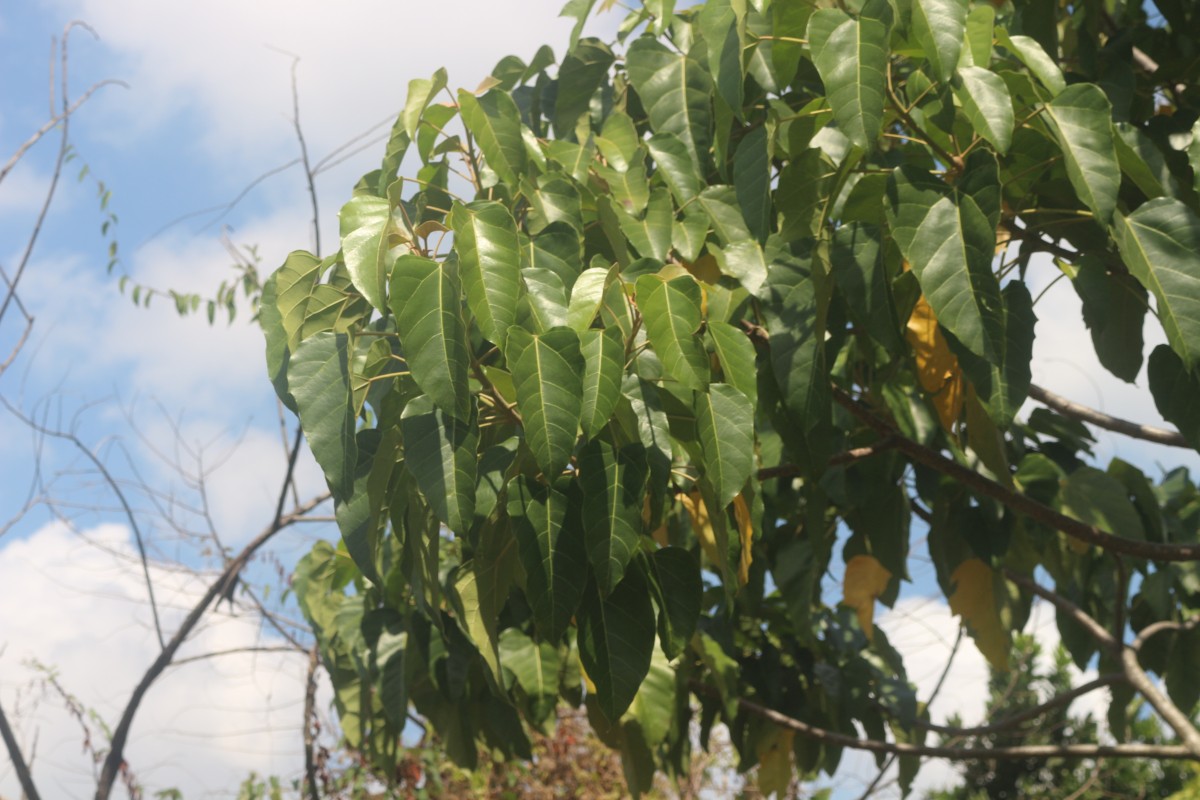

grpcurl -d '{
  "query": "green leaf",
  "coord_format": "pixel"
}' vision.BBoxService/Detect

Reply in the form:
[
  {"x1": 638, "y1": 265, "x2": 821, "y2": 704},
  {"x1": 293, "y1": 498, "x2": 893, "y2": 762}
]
[
  {"x1": 259, "y1": 270, "x2": 294, "y2": 412},
  {"x1": 578, "y1": 569, "x2": 656, "y2": 722},
  {"x1": 954, "y1": 66, "x2": 1014, "y2": 155},
  {"x1": 830, "y1": 222, "x2": 901, "y2": 351},
  {"x1": 335, "y1": 430, "x2": 385, "y2": 582},
  {"x1": 339, "y1": 195, "x2": 391, "y2": 313},
  {"x1": 957, "y1": 281, "x2": 1036, "y2": 429},
  {"x1": 389, "y1": 254, "x2": 471, "y2": 421},
  {"x1": 507, "y1": 326, "x2": 584, "y2": 478},
  {"x1": 808, "y1": 8, "x2": 889, "y2": 150},
  {"x1": 449, "y1": 559, "x2": 502, "y2": 683},
  {"x1": 1060, "y1": 467, "x2": 1145, "y2": 540},
  {"x1": 1148, "y1": 345, "x2": 1200, "y2": 450},
  {"x1": 450, "y1": 201, "x2": 522, "y2": 351},
  {"x1": 964, "y1": 5, "x2": 995, "y2": 67},
  {"x1": 401, "y1": 395, "x2": 478, "y2": 537},
  {"x1": 768, "y1": 265, "x2": 833, "y2": 467},
  {"x1": 521, "y1": 267, "x2": 570, "y2": 332},
  {"x1": 998, "y1": 32, "x2": 1066, "y2": 96},
  {"x1": 289, "y1": 332, "x2": 357, "y2": 501},
  {"x1": 1071, "y1": 255, "x2": 1146, "y2": 383},
  {"x1": 697, "y1": 185, "x2": 754, "y2": 244},
  {"x1": 887, "y1": 165, "x2": 1003, "y2": 364},
  {"x1": 554, "y1": 38, "x2": 614, "y2": 137},
  {"x1": 708, "y1": 321, "x2": 758, "y2": 408},
  {"x1": 733, "y1": 126, "x2": 770, "y2": 243},
  {"x1": 366, "y1": 611, "x2": 407, "y2": 729},
  {"x1": 697, "y1": 0, "x2": 746, "y2": 118},
  {"x1": 580, "y1": 326, "x2": 626, "y2": 438},
  {"x1": 275, "y1": 250, "x2": 323, "y2": 350},
  {"x1": 625, "y1": 37, "x2": 713, "y2": 168},
  {"x1": 580, "y1": 438, "x2": 649, "y2": 595},
  {"x1": 1043, "y1": 84, "x2": 1121, "y2": 225},
  {"x1": 635, "y1": 274, "x2": 711, "y2": 390},
  {"x1": 911, "y1": 0, "x2": 967, "y2": 81},
  {"x1": 694, "y1": 384, "x2": 755, "y2": 509},
  {"x1": 712, "y1": 239, "x2": 768, "y2": 298},
  {"x1": 457, "y1": 88, "x2": 527, "y2": 188},
  {"x1": 403, "y1": 68, "x2": 449, "y2": 138},
  {"x1": 597, "y1": 110, "x2": 641, "y2": 172},
  {"x1": 1115, "y1": 198, "x2": 1200, "y2": 371},
  {"x1": 647, "y1": 548, "x2": 702, "y2": 660},
  {"x1": 646, "y1": 133, "x2": 703, "y2": 205},
  {"x1": 507, "y1": 476, "x2": 587, "y2": 641},
  {"x1": 617, "y1": 187, "x2": 674, "y2": 262},
  {"x1": 499, "y1": 628, "x2": 561, "y2": 726},
  {"x1": 559, "y1": 0, "x2": 597, "y2": 51},
  {"x1": 566, "y1": 266, "x2": 610, "y2": 333}
]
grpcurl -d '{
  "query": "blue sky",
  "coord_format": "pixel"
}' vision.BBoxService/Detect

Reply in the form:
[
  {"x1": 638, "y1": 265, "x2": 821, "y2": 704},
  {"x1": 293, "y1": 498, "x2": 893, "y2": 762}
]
[{"x1": 2, "y1": 1, "x2": 1198, "y2": 798}]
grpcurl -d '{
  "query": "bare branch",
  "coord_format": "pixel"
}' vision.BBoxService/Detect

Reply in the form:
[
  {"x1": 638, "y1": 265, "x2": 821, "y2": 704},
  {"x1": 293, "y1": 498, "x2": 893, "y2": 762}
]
[
  {"x1": 1002, "y1": 569, "x2": 1118, "y2": 652},
  {"x1": 303, "y1": 645, "x2": 321, "y2": 800},
  {"x1": 1029, "y1": 383, "x2": 1189, "y2": 449},
  {"x1": 0, "y1": 699, "x2": 41, "y2": 800}
]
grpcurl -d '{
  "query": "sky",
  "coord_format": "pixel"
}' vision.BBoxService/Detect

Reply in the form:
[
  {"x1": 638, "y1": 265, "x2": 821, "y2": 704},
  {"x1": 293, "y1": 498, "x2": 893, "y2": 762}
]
[{"x1": 0, "y1": 1, "x2": 1196, "y2": 798}]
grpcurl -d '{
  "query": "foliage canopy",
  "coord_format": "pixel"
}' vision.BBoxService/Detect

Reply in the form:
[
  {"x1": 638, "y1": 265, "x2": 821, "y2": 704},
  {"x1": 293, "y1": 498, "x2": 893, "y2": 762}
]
[{"x1": 259, "y1": 0, "x2": 1200, "y2": 794}]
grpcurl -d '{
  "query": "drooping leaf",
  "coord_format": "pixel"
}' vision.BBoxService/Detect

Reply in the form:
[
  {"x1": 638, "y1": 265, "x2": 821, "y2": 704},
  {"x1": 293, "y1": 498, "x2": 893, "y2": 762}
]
[
  {"x1": 911, "y1": 0, "x2": 967, "y2": 81},
  {"x1": 580, "y1": 326, "x2": 626, "y2": 438},
  {"x1": 648, "y1": 547, "x2": 702, "y2": 660},
  {"x1": 400, "y1": 395, "x2": 478, "y2": 537},
  {"x1": 457, "y1": 88, "x2": 527, "y2": 188},
  {"x1": 507, "y1": 326, "x2": 584, "y2": 478},
  {"x1": 617, "y1": 187, "x2": 674, "y2": 261},
  {"x1": 906, "y1": 294, "x2": 964, "y2": 431},
  {"x1": 390, "y1": 254, "x2": 471, "y2": 421},
  {"x1": 694, "y1": 384, "x2": 755, "y2": 510},
  {"x1": 1042, "y1": 84, "x2": 1121, "y2": 225},
  {"x1": 733, "y1": 126, "x2": 771, "y2": 243},
  {"x1": 768, "y1": 266, "x2": 833, "y2": 467},
  {"x1": 498, "y1": 628, "x2": 561, "y2": 726},
  {"x1": 625, "y1": 37, "x2": 713, "y2": 168},
  {"x1": 998, "y1": 31, "x2": 1066, "y2": 96},
  {"x1": 708, "y1": 321, "x2": 758, "y2": 407},
  {"x1": 842, "y1": 554, "x2": 892, "y2": 641},
  {"x1": 887, "y1": 165, "x2": 1003, "y2": 364},
  {"x1": 566, "y1": 266, "x2": 610, "y2": 333},
  {"x1": 289, "y1": 331, "x2": 357, "y2": 501},
  {"x1": 507, "y1": 476, "x2": 587, "y2": 641},
  {"x1": 954, "y1": 66, "x2": 1014, "y2": 154},
  {"x1": 554, "y1": 38, "x2": 615, "y2": 137},
  {"x1": 580, "y1": 438, "x2": 649, "y2": 596},
  {"x1": 697, "y1": 0, "x2": 746, "y2": 118},
  {"x1": 578, "y1": 569, "x2": 657, "y2": 722},
  {"x1": 521, "y1": 267, "x2": 570, "y2": 332},
  {"x1": 756, "y1": 726, "x2": 796, "y2": 798},
  {"x1": 1059, "y1": 466, "x2": 1145, "y2": 544},
  {"x1": 450, "y1": 201, "x2": 522, "y2": 352},
  {"x1": 831, "y1": 222, "x2": 901, "y2": 351},
  {"x1": 1115, "y1": 198, "x2": 1200, "y2": 371},
  {"x1": 338, "y1": 195, "x2": 391, "y2": 313},
  {"x1": 646, "y1": 133, "x2": 703, "y2": 205},
  {"x1": 712, "y1": 239, "x2": 768, "y2": 298},
  {"x1": 1071, "y1": 255, "x2": 1147, "y2": 383},
  {"x1": 1147, "y1": 345, "x2": 1200, "y2": 450},
  {"x1": 635, "y1": 274, "x2": 710, "y2": 390},
  {"x1": 948, "y1": 559, "x2": 1009, "y2": 671},
  {"x1": 807, "y1": 8, "x2": 889, "y2": 150}
]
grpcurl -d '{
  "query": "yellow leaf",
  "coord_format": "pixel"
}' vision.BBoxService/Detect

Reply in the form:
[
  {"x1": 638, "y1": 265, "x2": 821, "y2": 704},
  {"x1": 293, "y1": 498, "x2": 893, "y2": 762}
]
[
  {"x1": 756, "y1": 725, "x2": 795, "y2": 798},
  {"x1": 683, "y1": 252, "x2": 723, "y2": 284},
  {"x1": 948, "y1": 559, "x2": 1010, "y2": 671},
  {"x1": 680, "y1": 491, "x2": 722, "y2": 569},
  {"x1": 905, "y1": 293, "x2": 964, "y2": 431},
  {"x1": 733, "y1": 492, "x2": 754, "y2": 587},
  {"x1": 842, "y1": 554, "x2": 892, "y2": 641}
]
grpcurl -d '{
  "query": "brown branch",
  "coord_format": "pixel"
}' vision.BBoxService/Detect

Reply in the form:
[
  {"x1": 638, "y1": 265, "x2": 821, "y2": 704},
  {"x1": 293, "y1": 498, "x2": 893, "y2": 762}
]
[
  {"x1": 1002, "y1": 568, "x2": 1118, "y2": 651},
  {"x1": 887, "y1": 62, "x2": 963, "y2": 173},
  {"x1": 303, "y1": 645, "x2": 321, "y2": 800},
  {"x1": 0, "y1": 699, "x2": 41, "y2": 800},
  {"x1": 1029, "y1": 384, "x2": 1189, "y2": 448},
  {"x1": 1122, "y1": 645, "x2": 1200, "y2": 758},
  {"x1": 758, "y1": 436, "x2": 898, "y2": 481},
  {"x1": 1132, "y1": 616, "x2": 1200, "y2": 652},
  {"x1": 833, "y1": 387, "x2": 1200, "y2": 562},
  {"x1": 690, "y1": 682, "x2": 1196, "y2": 762}
]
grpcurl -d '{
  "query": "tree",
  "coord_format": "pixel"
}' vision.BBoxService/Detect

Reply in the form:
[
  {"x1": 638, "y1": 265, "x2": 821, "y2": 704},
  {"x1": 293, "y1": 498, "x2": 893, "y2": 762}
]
[{"x1": 261, "y1": 0, "x2": 1200, "y2": 796}]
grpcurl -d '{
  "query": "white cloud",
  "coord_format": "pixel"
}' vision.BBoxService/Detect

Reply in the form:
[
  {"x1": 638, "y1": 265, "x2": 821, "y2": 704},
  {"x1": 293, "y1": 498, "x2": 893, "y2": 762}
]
[{"x1": 0, "y1": 520, "x2": 323, "y2": 799}]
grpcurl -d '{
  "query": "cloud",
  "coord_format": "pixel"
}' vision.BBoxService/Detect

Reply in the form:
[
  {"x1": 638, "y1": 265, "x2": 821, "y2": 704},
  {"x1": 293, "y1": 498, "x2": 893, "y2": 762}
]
[{"x1": 0, "y1": 520, "x2": 323, "y2": 799}]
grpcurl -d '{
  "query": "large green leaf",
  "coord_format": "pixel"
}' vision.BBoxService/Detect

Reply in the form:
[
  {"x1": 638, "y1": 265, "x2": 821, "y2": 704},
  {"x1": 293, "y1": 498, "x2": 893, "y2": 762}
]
[
  {"x1": 507, "y1": 326, "x2": 583, "y2": 478},
  {"x1": 635, "y1": 274, "x2": 710, "y2": 390},
  {"x1": 400, "y1": 395, "x2": 477, "y2": 537},
  {"x1": 1059, "y1": 467, "x2": 1145, "y2": 540},
  {"x1": 259, "y1": 270, "x2": 294, "y2": 411},
  {"x1": 275, "y1": 250, "x2": 324, "y2": 350},
  {"x1": 998, "y1": 31, "x2": 1065, "y2": 96},
  {"x1": 338, "y1": 195, "x2": 391, "y2": 313},
  {"x1": 1071, "y1": 255, "x2": 1146, "y2": 383},
  {"x1": 498, "y1": 629, "x2": 561, "y2": 727},
  {"x1": 289, "y1": 331, "x2": 357, "y2": 501},
  {"x1": 647, "y1": 548, "x2": 702, "y2": 660},
  {"x1": 457, "y1": 88, "x2": 527, "y2": 188},
  {"x1": 507, "y1": 476, "x2": 587, "y2": 641},
  {"x1": 521, "y1": 267, "x2": 570, "y2": 332},
  {"x1": 697, "y1": 185, "x2": 754, "y2": 244},
  {"x1": 389, "y1": 254, "x2": 471, "y2": 421},
  {"x1": 580, "y1": 438, "x2": 649, "y2": 596},
  {"x1": 450, "y1": 201, "x2": 522, "y2": 352},
  {"x1": 1148, "y1": 345, "x2": 1200, "y2": 450},
  {"x1": 708, "y1": 321, "x2": 758, "y2": 407},
  {"x1": 887, "y1": 165, "x2": 1003, "y2": 364},
  {"x1": 554, "y1": 38, "x2": 614, "y2": 137},
  {"x1": 402, "y1": 67, "x2": 448, "y2": 138},
  {"x1": 566, "y1": 266, "x2": 609, "y2": 333},
  {"x1": 911, "y1": 0, "x2": 966, "y2": 81},
  {"x1": 646, "y1": 133, "x2": 703, "y2": 205},
  {"x1": 618, "y1": 187, "x2": 674, "y2": 262},
  {"x1": 808, "y1": 8, "x2": 889, "y2": 150},
  {"x1": 697, "y1": 0, "x2": 746, "y2": 117},
  {"x1": 830, "y1": 222, "x2": 901, "y2": 351},
  {"x1": 1042, "y1": 84, "x2": 1120, "y2": 225},
  {"x1": 954, "y1": 66, "x2": 1014, "y2": 155},
  {"x1": 1115, "y1": 198, "x2": 1200, "y2": 371},
  {"x1": 578, "y1": 569, "x2": 656, "y2": 722},
  {"x1": 335, "y1": 430, "x2": 385, "y2": 582},
  {"x1": 580, "y1": 326, "x2": 625, "y2": 439},
  {"x1": 733, "y1": 126, "x2": 771, "y2": 243},
  {"x1": 625, "y1": 37, "x2": 713, "y2": 168},
  {"x1": 694, "y1": 384, "x2": 755, "y2": 509}
]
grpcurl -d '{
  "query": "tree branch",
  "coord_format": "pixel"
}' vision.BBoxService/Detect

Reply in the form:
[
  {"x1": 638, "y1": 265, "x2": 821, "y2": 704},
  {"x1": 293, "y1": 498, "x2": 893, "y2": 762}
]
[
  {"x1": 303, "y1": 645, "x2": 322, "y2": 800},
  {"x1": 758, "y1": 436, "x2": 898, "y2": 481},
  {"x1": 1029, "y1": 383, "x2": 1189, "y2": 448},
  {"x1": 1002, "y1": 569, "x2": 1118, "y2": 652},
  {"x1": 0, "y1": 698, "x2": 41, "y2": 800},
  {"x1": 833, "y1": 387, "x2": 1200, "y2": 562}
]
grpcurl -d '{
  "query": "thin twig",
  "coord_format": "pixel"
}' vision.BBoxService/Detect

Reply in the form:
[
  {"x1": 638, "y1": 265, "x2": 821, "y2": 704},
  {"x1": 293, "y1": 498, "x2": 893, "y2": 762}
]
[
  {"x1": 1029, "y1": 383, "x2": 1189, "y2": 448},
  {"x1": 0, "y1": 699, "x2": 41, "y2": 800},
  {"x1": 303, "y1": 645, "x2": 321, "y2": 800}
]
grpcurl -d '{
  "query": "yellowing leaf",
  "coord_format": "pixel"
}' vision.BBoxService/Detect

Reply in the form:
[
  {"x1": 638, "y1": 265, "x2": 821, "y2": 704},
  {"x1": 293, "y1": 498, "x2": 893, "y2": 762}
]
[
  {"x1": 948, "y1": 559, "x2": 1010, "y2": 671},
  {"x1": 680, "y1": 491, "x2": 721, "y2": 568},
  {"x1": 842, "y1": 554, "x2": 891, "y2": 641},
  {"x1": 906, "y1": 292, "x2": 964, "y2": 431},
  {"x1": 756, "y1": 725, "x2": 795, "y2": 798},
  {"x1": 683, "y1": 252, "x2": 723, "y2": 284},
  {"x1": 578, "y1": 648, "x2": 598, "y2": 695},
  {"x1": 733, "y1": 492, "x2": 754, "y2": 587}
]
